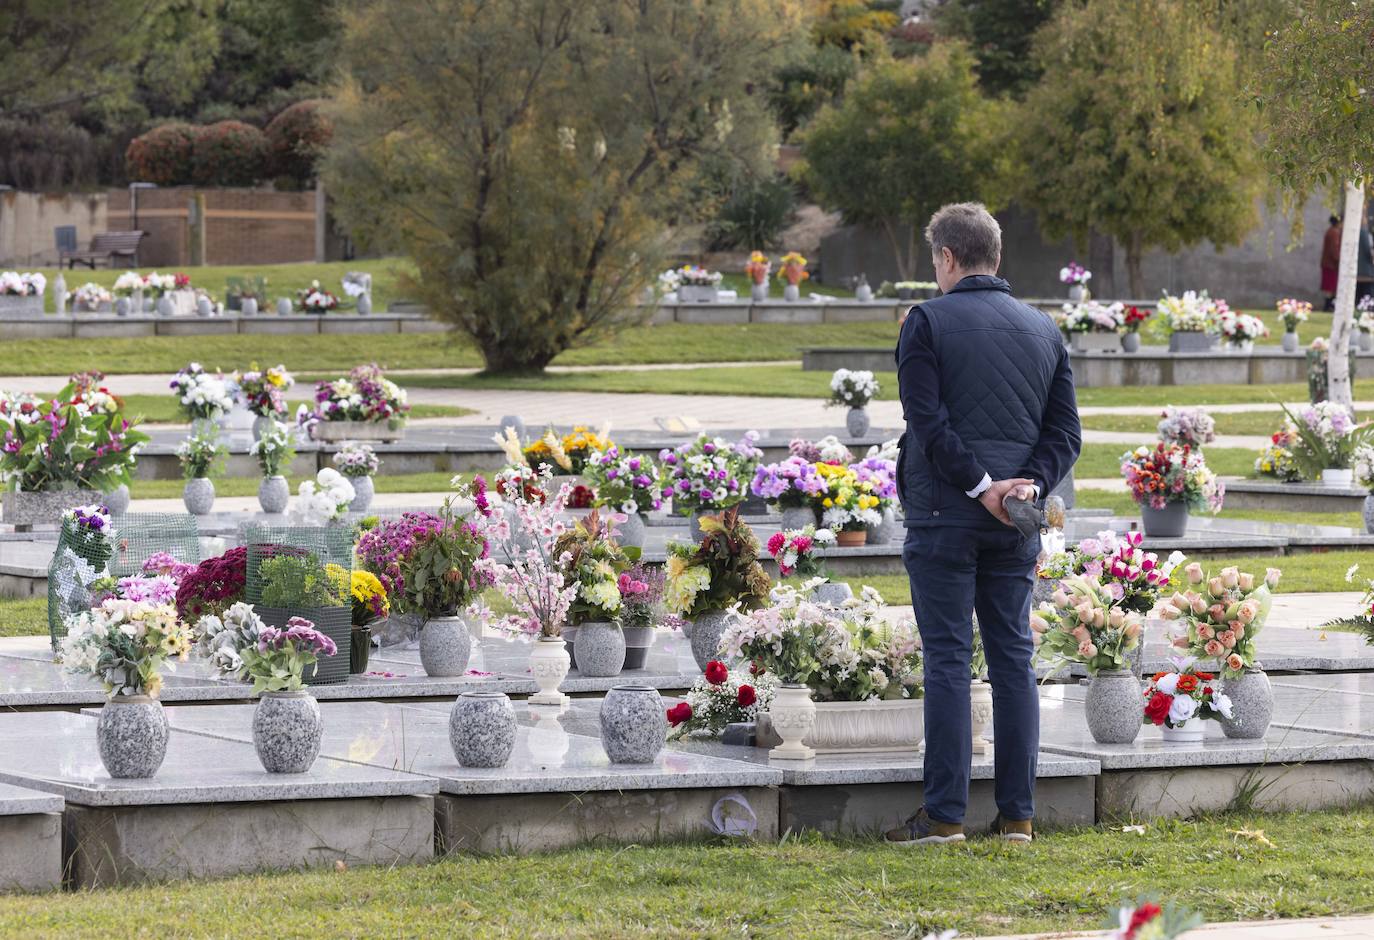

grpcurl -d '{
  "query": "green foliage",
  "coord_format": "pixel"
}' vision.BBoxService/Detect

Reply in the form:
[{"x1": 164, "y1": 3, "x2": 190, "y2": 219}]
[
  {"x1": 0, "y1": 119, "x2": 101, "y2": 189},
  {"x1": 553, "y1": 510, "x2": 634, "y2": 625},
  {"x1": 325, "y1": 0, "x2": 803, "y2": 373},
  {"x1": 125, "y1": 122, "x2": 198, "y2": 186},
  {"x1": 0, "y1": 382, "x2": 147, "y2": 493},
  {"x1": 1015, "y1": 0, "x2": 1262, "y2": 296},
  {"x1": 397, "y1": 512, "x2": 488, "y2": 618},
  {"x1": 264, "y1": 99, "x2": 331, "y2": 186},
  {"x1": 665, "y1": 509, "x2": 771, "y2": 617},
  {"x1": 936, "y1": 0, "x2": 1059, "y2": 96},
  {"x1": 797, "y1": 43, "x2": 1007, "y2": 279},
  {"x1": 258, "y1": 552, "x2": 344, "y2": 608},
  {"x1": 177, "y1": 434, "x2": 225, "y2": 481},
  {"x1": 706, "y1": 173, "x2": 798, "y2": 251},
  {"x1": 189, "y1": 120, "x2": 269, "y2": 186},
  {"x1": 250, "y1": 421, "x2": 296, "y2": 477},
  {"x1": 767, "y1": 44, "x2": 859, "y2": 138}
]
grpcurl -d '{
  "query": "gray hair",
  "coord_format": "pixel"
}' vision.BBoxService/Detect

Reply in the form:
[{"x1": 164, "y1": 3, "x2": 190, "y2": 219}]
[{"x1": 924, "y1": 202, "x2": 1001, "y2": 270}]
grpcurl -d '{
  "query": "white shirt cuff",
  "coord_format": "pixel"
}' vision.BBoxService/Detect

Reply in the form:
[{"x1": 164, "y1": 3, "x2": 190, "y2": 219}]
[{"x1": 966, "y1": 474, "x2": 992, "y2": 499}]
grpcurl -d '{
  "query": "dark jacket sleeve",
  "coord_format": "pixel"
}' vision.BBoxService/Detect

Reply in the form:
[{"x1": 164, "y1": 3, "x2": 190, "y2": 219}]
[
  {"x1": 1019, "y1": 344, "x2": 1082, "y2": 497},
  {"x1": 895, "y1": 306, "x2": 987, "y2": 493}
]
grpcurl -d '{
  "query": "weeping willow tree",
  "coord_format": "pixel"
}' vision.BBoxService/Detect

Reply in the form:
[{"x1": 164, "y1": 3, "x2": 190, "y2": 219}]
[{"x1": 324, "y1": 0, "x2": 802, "y2": 373}]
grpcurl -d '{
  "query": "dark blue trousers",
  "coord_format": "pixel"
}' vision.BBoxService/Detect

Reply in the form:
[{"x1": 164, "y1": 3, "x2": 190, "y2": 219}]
[{"x1": 904, "y1": 525, "x2": 1040, "y2": 824}]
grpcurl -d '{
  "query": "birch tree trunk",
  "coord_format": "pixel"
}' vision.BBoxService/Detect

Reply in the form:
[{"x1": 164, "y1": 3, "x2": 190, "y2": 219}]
[{"x1": 1330, "y1": 180, "x2": 1364, "y2": 409}]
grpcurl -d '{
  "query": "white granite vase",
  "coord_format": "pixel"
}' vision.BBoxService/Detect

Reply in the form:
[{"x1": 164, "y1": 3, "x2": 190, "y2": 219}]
[
  {"x1": 616, "y1": 511, "x2": 646, "y2": 549},
  {"x1": 103, "y1": 483, "x2": 130, "y2": 516},
  {"x1": 768, "y1": 683, "x2": 816, "y2": 760},
  {"x1": 809, "y1": 580, "x2": 853, "y2": 607},
  {"x1": 1282, "y1": 331, "x2": 1299, "y2": 353},
  {"x1": 241, "y1": 297, "x2": 258, "y2": 317},
  {"x1": 349, "y1": 475, "x2": 374, "y2": 514},
  {"x1": 252, "y1": 690, "x2": 323, "y2": 773},
  {"x1": 1220, "y1": 668, "x2": 1273, "y2": 740},
  {"x1": 689, "y1": 608, "x2": 732, "y2": 671},
  {"x1": 419, "y1": 616, "x2": 471, "y2": 677},
  {"x1": 528, "y1": 635, "x2": 571, "y2": 706},
  {"x1": 970, "y1": 678, "x2": 994, "y2": 754},
  {"x1": 449, "y1": 691, "x2": 517, "y2": 768},
  {"x1": 1364, "y1": 495, "x2": 1374, "y2": 535},
  {"x1": 750, "y1": 282, "x2": 769, "y2": 302},
  {"x1": 599, "y1": 684, "x2": 666, "y2": 763},
  {"x1": 846, "y1": 407, "x2": 870, "y2": 438},
  {"x1": 183, "y1": 477, "x2": 215, "y2": 515},
  {"x1": 196, "y1": 295, "x2": 212, "y2": 317},
  {"x1": 258, "y1": 475, "x2": 289, "y2": 514},
  {"x1": 783, "y1": 283, "x2": 800, "y2": 303},
  {"x1": 156, "y1": 295, "x2": 174, "y2": 317},
  {"x1": 574, "y1": 620, "x2": 626, "y2": 677},
  {"x1": 865, "y1": 505, "x2": 897, "y2": 544},
  {"x1": 251, "y1": 414, "x2": 273, "y2": 442},
  {"x1": 97, "y1": 695, "x2": 168, "y2": 779},
  {"x1": 277, "y1": 298, "x2": 293, "y2": 317},
  {"x1": 1160, "y1": 719, "x2": 1204, "y2": 744},
  {"x1": 1085, "y1": 670, "x2": 1142, "y2": 744},
  {"x1": 779, "y1": 505, "x2": 816, "y2": 531},
  {"x1": 3, "y1": 488, "x2": 102, "y2": 528}
]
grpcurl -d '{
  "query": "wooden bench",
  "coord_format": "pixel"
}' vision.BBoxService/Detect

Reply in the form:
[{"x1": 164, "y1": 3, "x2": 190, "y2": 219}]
[{"x1": 60, "y1": 231, "x2": 147, "y2": 269}]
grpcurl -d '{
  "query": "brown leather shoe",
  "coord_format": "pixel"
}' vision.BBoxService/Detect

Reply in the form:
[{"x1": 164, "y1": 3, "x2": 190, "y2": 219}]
[
  {"x1": 884, "y1": 808, "x2": 966, "y2": 846},
  {"x1": 990, "y1": 813, "x2": 1033, "y2": 843}
]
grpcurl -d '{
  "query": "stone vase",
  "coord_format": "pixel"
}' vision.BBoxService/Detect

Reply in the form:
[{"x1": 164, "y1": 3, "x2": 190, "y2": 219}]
[
  {"x1": 616, "y1": 511, "x2": 646, "y2": 549},
  {"x1": 132, "y1": 289, "x2": 144, "y2": 314},
  {"x1": 156, "y1": 295, "x2": 174, "y2": 317},
  {"x1": 449, "y1": 691, "x2": 517, "y2": 768},
  {"x1": 809, "y1": 580, "x2": 853, "y2": 606},
  {"x1": 689, "y1": 608, "x2": 732, "y2": 671},
  {"x1": 114, "y1": 297, "x2": 130, "y2": 317},
  {"x1": 767, "y1": 683, "x2": 817, "y2": 760},
  {"x1": 1121, "y1": 332, "x2": 1141, "y2": 353},
  {"x1": 196, "y1": 295, "x2": 212, "y2": 317},
  {"x1": 357, "y1": 293, "x2": 373, "y2": 316},
  {"x1": 1362, "y1": 331, "x2": 1373, "y2": 353},
  {"x1": 349, "y1": 475, "x2": 375, "y2": 514},
  {"x1": 97, "y1": 695, "x2": 168, "y2": 779},
  {"x1": 241, "y1": 297, "x2": 258, "y2": 317},
  {"x1": 621, "y1": 625, "x2": 654, "y2": 670},
  {"x1": 783, "y1": 283, "x2": 800, "y2": 302},
  {"x1": 419, "y1": 615, "x2": 472, "y2": 677},
  {"x1": 275, "y1": 298, "x2": 291, "y2": 316},
  {"x1": 573, "y1": 620, "x2": 626, "y2": 677},
  {"x1": 779, "y1": 505, "x2": 816, "y2": 531},
  {"x1": 846, "y1": 407, "x2": 870, "y2": 438},
  {"x1": 53, "y1": 273, "x2": 66, "y2": 315},
  {"x1": 528, "y1": 635, "x2": 571, "y2": 705},
  {"x1": 498, "y1": 415, "x2": 526, "y2": 441},
  {"x1": 252, "y1": 690, "x2": 323, "y2": 773},
  {"x1": 251, "y1": 414, "x2": 274, "y2": 442},
  {"x1": 865, "y1": 505, "x2": 897, "y2": 544},
  {"x1": 183, "y1": 477, "x2": 215, "y2": 515},
  {"x1": 970, "y1": 678, "x2": 994, "y2": 754},
  {"x1": 1364, "y1": 495, "x2": 1374, "y2": 535},
  {"x1": 1068, "y1": 284, "x2": 1088, "y2": 302},
  {"x1": 258, "y1": 475, "x2": 289, "y2": 514},
  {"x1": 1085, "y1": 670, "x2": 1143, "y2": 744},
  {"x1": 750, "y1": 282, "x2": 769, "y2": 303},
  {"x1": 103, "y1": 483, "x2": 130, "y2": 517},
  {"x1": 1141, "y1": 500, "x2": 1188, "y2": 538},
  {"x1": 687, "y1": 508, "x2": 710, "y2": 542},
  {"x1": 1220, "y1": 667, "x2": 1273, "y2": 740},
  {"x1": 599, "y1": 684, "x2": 666, "y2": 763},
  {"x1": 1282, "y1": 331, "x2": 1300, "y2": 353}
]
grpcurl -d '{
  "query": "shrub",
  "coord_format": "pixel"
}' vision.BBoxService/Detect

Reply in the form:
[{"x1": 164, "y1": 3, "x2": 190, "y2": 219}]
[
  {"x1": 265, "y1": 99, "x2": 332, "y2": 187},
  {"x1": 0, "y1": 119, "x2": 100, "y2": 189},
  {"x1": 707, "y1": 173, "x2": 796, "y2": 251},
  {"x1": 189, "y1": 120, "x2": 268, "y2": 187},
  {"x1": 124, "y1": 123, "x2": 197, "y2": 186}
]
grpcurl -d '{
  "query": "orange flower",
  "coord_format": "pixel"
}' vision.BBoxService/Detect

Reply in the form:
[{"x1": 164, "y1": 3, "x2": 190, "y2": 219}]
[{"x1": 1175, "y1": 674, "x2": 1199, "y2": 693}]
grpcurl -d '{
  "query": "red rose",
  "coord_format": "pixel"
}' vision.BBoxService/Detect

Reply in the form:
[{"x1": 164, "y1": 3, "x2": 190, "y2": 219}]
[
  {"x1": 666, "y1": 702, "x2": 693, "y2": 727},
  {"x1": 1126, "y1": 903, "x2": 1163, "y2": 938},
  {"x1": 704, "y1": 660, "x2": 729, "y2": 685},
  {"x1": 1144, "y1": 691, "x2": 1172, "y2": 726},
  {"x1": 750, "y1": 661, "x2": 765, "y2": 676},
  {"x1": 737, "y1": 685, "x2": 756, "y2": 707}
]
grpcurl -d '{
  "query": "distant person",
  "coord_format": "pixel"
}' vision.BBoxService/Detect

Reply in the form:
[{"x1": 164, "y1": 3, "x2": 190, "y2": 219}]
[
  {"x1": 1359, "y1": 216, "x2": 1374, "y2": 307},
  {"x1": 1322, "y1": 215, "x2": 1341, "y2": 312}
]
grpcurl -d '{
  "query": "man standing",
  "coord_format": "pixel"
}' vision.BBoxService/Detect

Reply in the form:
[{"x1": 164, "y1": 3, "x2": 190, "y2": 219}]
[{"x1": 884, "y1": 203, "x2": 1081, "y2": 846}]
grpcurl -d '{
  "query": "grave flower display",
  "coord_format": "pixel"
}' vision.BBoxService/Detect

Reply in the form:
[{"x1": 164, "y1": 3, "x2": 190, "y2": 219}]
[
  {"x1": 61, "y1": 596, "x2": 193, "y2": 778},
  {"x1": 522, "y1": 424, "x2": 611, "y2": 476},
  {"x1": 665, "y1": 508, "x2": 771, "y2": 670},
  {"x1": 250, "y1": 420, "x2": 295, "y2": 514},
  {"x1": 344, "y1": 569, "x2": 388, "y2": 674},
  {"x1": 751, "y1": 455, "x2": 829, "y2": 528},
  {"x1": 1156, "y1": 406, "x2": 1216, "y2": 449},
  {"x1": 553, "y1": 509, "x2": 634, "y2": 678},
  {"x1": 70, "y1": 283, "x2": 113, "y2": 312},
  {"x1": 1158, "y1": 290, "x2": 1224, "y2": 352},
  {"x1": 814, "y1": 461, "x2": 885, "y2": 544},
  {"x1": 296, "y1": 279, "x2": 340, "y2": 314},
  {"x1": 236, "y1": 363, "x2": 294, "y2": 426},
  {"x1": 828, "y1": 368, "x2": 879, "y2": 437},
  {"x1": 1055, "y1": 300, "x2": 1124, "y2": 335},
  {"x1": 767, "y1": 525, "x2": 835, "y2": 579},
  {"x1": 745, "y1": 251, "x2": 771, "y2": 301},
  {"x1": 1276, "y1": 297, "x2": 1311, "y2": 352},
  {"x1": 1141, "y1": 659, "x2": 1232, "y2": 743},
  {"x1": 1069, "y1": 530, "x2": 1185, "y2": 615},
  {"x1": 659, "y1": 431, "x2": 762, "y2": 534},
  {"x1": 296, "y1": 467, "x2": 355, "y2": 526},
  {"x1": 1120, "y1": 442, "x2": 1223, "y2": 537},
  {"x1": 776, "y1": 251, "x2": 809, "y2": 301},
  {"x1": 178, "y1": 433, "x2": 225, "y2": 515},
  {"x1": 1255, "y1": 424, "x2": 1303, "y2": 482},
  {"x1": 1059, "y1": 261, "x2": 1091, "y2": 292},
  {"x1": 170, "y1": 362, "x2": 236, "y2": 427},
  {"x1": 1282, "y1": 401, "x2": 1368, "y2": 487},
  {"x1": 584, "y1": 444, "x2": 660, "y2": 548},
  {"x1": 1122, "y1": 305, "x2": 1152, "y2": 334},
  {"x1": 176, "y1": 546, "x2": 248, "y2": 620},
  {"x1": 241, "y1": 615, "x2": 336, "y2": 773},
  {"x1": 1215, "y1": 308, "x2": 1268, "y2": 351},
  {"x1": 665, "y1": 264, "x2": 722, "y2": 302},
  {"x1": 306, "y1": 364, "x2": 410, "y2": 440},
  {"x1": 667, "y1": 661, "x2": 777, "y2": 740},
  {"x1": 1359, "y1": 296, "x2": 1374, "y2": 351},
  {"x1": 332, "y1": 441, "x2": 379, "y2": 513},
  {"x1": 0, "y1": 270, "x2": 46, "y2": 297}
]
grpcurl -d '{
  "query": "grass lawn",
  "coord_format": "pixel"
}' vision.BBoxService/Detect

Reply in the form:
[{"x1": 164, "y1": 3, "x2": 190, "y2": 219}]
[
  {"x1": 3, "y1": 809, "x2": 1373, "y2": 937},
  {"x1": 1074, "y1": 444, "x2": 1257, "y2": 478},
  {"x1": 128, "y1": 471, "x2": 467, "y2": 500},
  {"x1": 99, "y1": 395, "x2": 469, "y2": 424},
  {"x1": 1072, "y1": 488, "x2": 1366, "y2": 529},
  {"x1": 1080, "y1": 410, "x2": 1373, "y2": 437},
  {"x1": 0, "y1": 597, "x2": 48, "y2": 638}
]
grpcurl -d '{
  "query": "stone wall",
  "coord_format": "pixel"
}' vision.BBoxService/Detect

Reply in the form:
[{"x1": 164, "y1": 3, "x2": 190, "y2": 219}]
[{"x1": 0, "y1": 190, "x2": 108, "y2": 266}]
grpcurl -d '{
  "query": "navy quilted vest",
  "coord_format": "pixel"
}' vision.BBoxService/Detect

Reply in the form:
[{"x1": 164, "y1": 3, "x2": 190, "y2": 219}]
[{"x1": 898, "y1": 275, "x2": 1065, "y2": 529}]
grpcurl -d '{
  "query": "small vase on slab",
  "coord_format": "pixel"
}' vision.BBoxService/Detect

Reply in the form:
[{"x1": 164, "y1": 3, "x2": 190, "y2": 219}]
[
  {"x1": 258, "y1": 475, "x2": 289, "y2": 514},
  {"x1": 1140, "y1": 500, "x2": 1188, "y2": 538},
  {"x1": 349, "y1": 475, "x2": 374, "y2": 513},
  {"x1": 600, "y1": 684, "x2": 667, "y2": 763},
  {"x1": 1364, "y1": 494, "x2": 1374, "y2": 535},
  {"x1": 1282, "y1": 331, "x2": 1299, "y2": 353},
  {"x1": 97, "y1": 695, "x2": 168, "y2": 779},
  {"x1": 528, "y1": 635, "x2": 572, "y2": 706},
  {"x1": 1220, "y1": 667, "x2": 1273, "y2": 740},
  {"x1": 767, "y1": 683, "x2": 816, "y2": 760},
  {"x1": 573, "y1": 620, "x2": 626, "y2": 677},
  {"x1": 252, "y1": 690, "x2": 323, "y2": 773},
  {"x1": 1085, "y1": 669, "x2": 1142, "y2": 744},
  {"x1": 688, "y1": 608, "x2": 732, "y2": 671},
  {"x1": 1121, "y1": 332, "x2": 1141, "y2": 354},
  {"x1": 783, "y1": 283, "x2": 800, "y2": 302},
  {"x1": 1322, "y1": 468, "x2": 1354, "y2": 488},
  {"x1": 419, "y1": 615, "x2": 471, "y2": 677},
  {"x1": 183, "y1": 477, "x2": 215, "y2": 515},
  {"x1": 103, "y1": 483, "x2": 130, "y2": 516},
  {"x1": 616, "y1": 511, "x2": 646, "y2": 549},
  {"x1": 846, "y1": 407, "x2": 870, "y2": 438},
  {"x1": 779, "y1": 505, "x2": 817, "y2": 531},
  {"x1": 449, "y1": 691, "x2": 517, "y2": 768}
]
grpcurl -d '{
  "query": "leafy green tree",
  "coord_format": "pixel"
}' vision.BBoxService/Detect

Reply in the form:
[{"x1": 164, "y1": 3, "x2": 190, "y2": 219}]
[
  {"x1": 325, "y1": 0, "x2": 801, "y2": 374},
  {"x1": 936, "y1": 0, "x2": 1059, "y2": 97},
  {"x1": 1256, "y1": 0, "x2": 1374, "y2": 407},
  {"x1": 797, "y1": 42, "x2": 1006, "y2": 280},
  {"x1": 1015, "y1": 0, "x2": 1262, "y2": 298}
]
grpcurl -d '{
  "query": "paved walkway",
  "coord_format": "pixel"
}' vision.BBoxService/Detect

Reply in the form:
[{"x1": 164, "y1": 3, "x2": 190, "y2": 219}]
[{"x1": 985, "y1": 915, "x2": 1374, "y2": 939}]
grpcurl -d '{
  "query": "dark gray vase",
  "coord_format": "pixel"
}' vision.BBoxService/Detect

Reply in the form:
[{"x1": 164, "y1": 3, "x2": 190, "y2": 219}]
[
  {"x1": 574, "y1": 620, "x2": 626, "y2": 677},
  {"x1": 846, "y1": 407, "x2": 870, "y2": 438},
  {"x1": 689, "y1": 608, "x2": 732, "y2": 671},
  {"x1": 252, "y1": 690, "x2": 323, "y2": 773},
  {"x1": 617, "y1": 512, "x2": 646, "y2": 549},
  {"x1": 349, "y1": 475, "x2": 374, "y2": 514},
  {"x1": 779, "y1": 505, "x2": 816, "y2": 531},
  {"x1": 103, "y1": 483, "x2": 130, "y2": 516},
  {"x1": 449, "y1": 691, "x2": 517, "y2": 767},
  {"x1": 1085, "y1": 670, "x2": 1142, "y2": 744},
  {"x1": 1141, "y1": 500, "x2": 1188, "y2": 538},
  {"x1": 600, "y1": 684, "x2": 667, "y2": 763},
  {"x1": 1364, "y1": 495, "x2": 1374, "y2": 535},
  {"x1": 97, "y1": 695, "x2": 168, "y2": 779}
]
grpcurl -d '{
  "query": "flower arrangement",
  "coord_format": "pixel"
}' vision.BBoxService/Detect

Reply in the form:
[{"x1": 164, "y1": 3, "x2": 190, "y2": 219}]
[
  {"x1": 112, "y1": 271, "x2": 145, "y2": 298},
  {"x1": 521, "y1": 424, "x2": 611, "y2": 476},
  {"x1": 142, "y1": 551, "x2": 196, "y2": 582},
  {"x1": 195, "y1": 601, "x2": 264, "y2": 677},
  {"x1": 0, "y1": 271, "x2": 45, "y2": 296},
  {"x1": 239, "y1": 616, "x2": 338, "y2": 693},
  {"x1": 178, "y1": 434, "x2": 224, "y2": 480},
  {"x1": 664, "y1": 508, "x2": 771, "y2": 619},
  {"x1": 584, "y1": 445, "x2": 661, "y2": 516},
  {"x1": 394, "y1": 484, "x2": 494, "y2": 618},
  {"x1": 1107, "y1": 900, "x2": 1203, "y2": 940},
  {"x1": 1160, "y1": 563, "x2": 1279, "y2": 677},
  {"x1": 143, "y1": 272, "x2": 188, "y2": 298},
  {"x1": 1356, "y1": 443, "x2": 1374, "y2": 491},
  {"x1": 1156, "y1": 290, "x2": 1223, "y2": 334},
  {"x1": 70, "y1": 283, "x2": 112, "y2": 310},
  {"x1": 777, "y1": 251, "x2": 809, "y2": 286},
  {"x1": 744, "y1": 251, "x2": 771, "y2": 285},
  {"x1": 63, "y1": 504, "x2": 114, "y2": 567},
  {"x1": 1276, "y1": 298, "x2": 1312, "y2": 333},
  {"x1": 828, "y1": 368, "x2": 880, "y2": 409},
  {"x1": 170, "y1": 362, "x2": 236, "y2": 422},
  {"x1": 91, "y1": 573, "x2": 180, "y2": 608},
  {"x1": 483, "y1": 472, "x2": 576, "y2": 638},
  {"x1": 0, "y1": 389, "x2": 40, "y2": 425},
  {"x1": 667, "y1": 661, "x2": 777, "y2": 739},
  {"x1": 552, "y1": 509, "x2": 632, "y2": 625},
  {"x1": 1070, "y1": 530, "x2": 1186, "y2": 615},
  {"x1": 618, "y1": 563, "x2": 664, "y2": 631},
  {"x1": 751, "y1": 456, "x2": 830, "y2": 510},
  {"x1": 1255, "y1": 424, "x2": 1303, "y2": 482},
  {"x1": 332, "y1": 441, "x2": 379, "y2": 478},
  {"x1": 789, "y1": 435, "x2": 854, "y2": 465},
  {"x1": 658, "y1": 431, "x2": 762, "y2": 514},
  {"x1": 1120, "y1": 443, "x2": 1224, "y2": 513},
  {"x1": 175, "y1": 547, "x2": 247, "y2": 620},
  {"x1": 767, "y1": 525, "x2": 836, "y2": 578},
  {"x1": 494, "y1": 464, "x2": 546, "y2": 505},
  {"x1": 236, "y1": 364, "x2": 294, "y2": 418},
  {"x1": 348, "y1": 569, "x2": 389, "y2": 627},
  {"x1": 0, "y1": 379, "x2": 147, "y2": 494},
  {"x1": 297, "y1": 280, "x2": 341, "y2": 313},
  {"x1": 1055, "y1": 300, "x2": 1124, "y2": 334},
  {"x1": 250, "y1": 420, "x2": 295, "y2": 477},
  {"x1": 61, "y1": 597, "x2": 193, "y2": 698},
  {"x1": 1281, "y1": 401, "x2": 1367, "y2": 474},
  {"x1": 1359, "y1": 295, "x2": 1374, "y2": 333},
  {"x1": 1030, "y1": 575, "x2": 1145, "y2": 674},
  {"x1": 1142, "y1": 659, "x2": 1232, "y2": 730},
  {"x1": 356, "y1": 512, "x2": 449, "y2": 599},
  {"x1": 1058, "y1": 262, "x2": 1091, "y2": 286},
  {"x1": 1123, "y1": 305, "x2": 1152, "y2": 334},
  {"x1": 296, "y1": 467, "x2": 355, "y2": 525},
  {"x1": 815, "y1": 462, "x2": 885, "y2": 531},
  {"x1": 1215, "y1": 308, "x2": 1269, "y2": 347},
  {"x1": 309, "y1": 364, "x2": 409, "y2": 428},
  {"x1": 1156, "y1": 406, "x2": 1216, "y2": 449}
]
